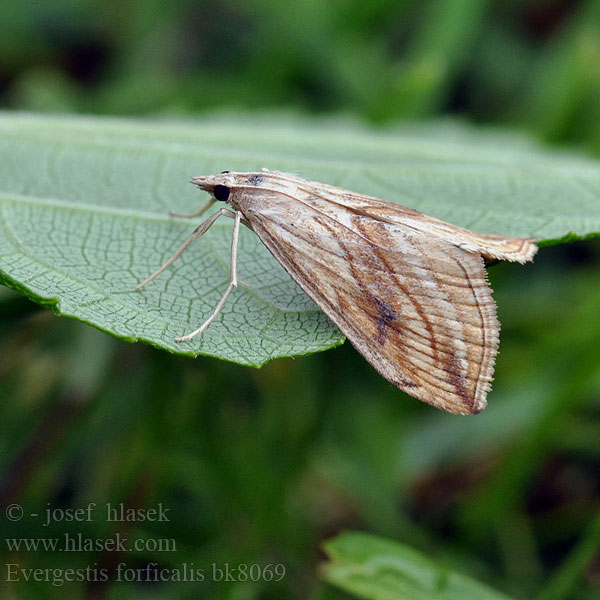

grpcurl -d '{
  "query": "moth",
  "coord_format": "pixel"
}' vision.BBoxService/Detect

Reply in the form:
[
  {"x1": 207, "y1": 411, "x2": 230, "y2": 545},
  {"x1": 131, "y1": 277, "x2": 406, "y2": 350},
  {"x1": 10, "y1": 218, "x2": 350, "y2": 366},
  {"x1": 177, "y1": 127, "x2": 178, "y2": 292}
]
[{"x1": 137, "y1": 169, "x2": 537, "y2": 414}]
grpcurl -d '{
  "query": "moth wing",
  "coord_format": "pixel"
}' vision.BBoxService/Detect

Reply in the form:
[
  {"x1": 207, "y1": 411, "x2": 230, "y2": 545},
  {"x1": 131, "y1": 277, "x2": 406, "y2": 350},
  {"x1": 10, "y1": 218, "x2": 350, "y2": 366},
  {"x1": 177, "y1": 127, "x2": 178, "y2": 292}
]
[
  {"x1": 244, "y1": 195, "x2": 499, "y2": 414},
  {"x1": 342, "y1": 196, "x2": 539, "y2": 264},
  {"x1": 279, "y1": 173, "x2": 538, "y2": 264}
]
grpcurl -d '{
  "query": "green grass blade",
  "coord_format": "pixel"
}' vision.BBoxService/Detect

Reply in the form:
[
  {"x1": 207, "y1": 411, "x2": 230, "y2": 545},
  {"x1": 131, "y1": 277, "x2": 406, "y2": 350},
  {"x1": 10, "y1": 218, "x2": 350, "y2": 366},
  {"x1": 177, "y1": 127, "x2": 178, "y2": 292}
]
[{"x1": 321, "y1": 531, "x2": 515, "y2": 600}]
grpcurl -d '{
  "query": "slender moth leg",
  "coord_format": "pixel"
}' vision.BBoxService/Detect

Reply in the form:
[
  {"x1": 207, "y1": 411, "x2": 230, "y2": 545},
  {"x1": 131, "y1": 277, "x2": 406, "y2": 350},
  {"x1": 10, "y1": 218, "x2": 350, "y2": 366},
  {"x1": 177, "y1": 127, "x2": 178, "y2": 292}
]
[
  {"x1": 169, "y1": 197, "x2": 216, "y2": 219},
  {"x1": 135, "y1": 207, "x2": 237, "y2": 291},
  {"x1": 175, "y1": 210, "x2": 243, "y2": 342}
]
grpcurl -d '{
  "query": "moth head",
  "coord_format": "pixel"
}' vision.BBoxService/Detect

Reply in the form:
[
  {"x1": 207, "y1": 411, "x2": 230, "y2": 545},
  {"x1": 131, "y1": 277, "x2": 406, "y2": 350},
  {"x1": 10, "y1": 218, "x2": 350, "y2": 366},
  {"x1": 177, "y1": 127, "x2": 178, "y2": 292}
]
[{"x1": 190, "y1": 171, "x2": 236, "y2": 203}]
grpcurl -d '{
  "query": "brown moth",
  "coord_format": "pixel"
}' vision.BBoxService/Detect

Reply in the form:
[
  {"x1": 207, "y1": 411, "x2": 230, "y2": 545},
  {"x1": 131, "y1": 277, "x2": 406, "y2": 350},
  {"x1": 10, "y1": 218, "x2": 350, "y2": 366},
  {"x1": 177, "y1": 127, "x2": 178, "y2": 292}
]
[{"x1": 137, "y1": 169, "x2": 537, "y2": 414}]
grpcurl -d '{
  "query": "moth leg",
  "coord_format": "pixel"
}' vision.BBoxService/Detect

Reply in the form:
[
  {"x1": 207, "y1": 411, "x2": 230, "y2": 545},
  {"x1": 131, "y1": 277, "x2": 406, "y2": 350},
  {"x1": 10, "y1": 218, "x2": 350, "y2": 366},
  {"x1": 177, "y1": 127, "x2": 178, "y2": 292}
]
[
  {"x1": 175, "y1": 210, "x2": 242, "y2": 343},
  {"x1": 169, "y1": 198, "x2": 216, "y2": 219},
  {"x1": 135, "y1": 207, "x2": 236, "y2": 291}
]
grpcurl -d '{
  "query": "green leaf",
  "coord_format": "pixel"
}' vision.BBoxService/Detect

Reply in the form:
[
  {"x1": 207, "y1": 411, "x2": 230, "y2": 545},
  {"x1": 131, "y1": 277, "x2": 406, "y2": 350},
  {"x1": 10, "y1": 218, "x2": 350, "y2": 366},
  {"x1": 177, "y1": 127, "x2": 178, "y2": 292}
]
[
  {"x1": 321, "y1": 532, "x2": 515, "y2": 600},
  {"x1": 1, "y1": 112, "x2": 599, "y2": 364}
]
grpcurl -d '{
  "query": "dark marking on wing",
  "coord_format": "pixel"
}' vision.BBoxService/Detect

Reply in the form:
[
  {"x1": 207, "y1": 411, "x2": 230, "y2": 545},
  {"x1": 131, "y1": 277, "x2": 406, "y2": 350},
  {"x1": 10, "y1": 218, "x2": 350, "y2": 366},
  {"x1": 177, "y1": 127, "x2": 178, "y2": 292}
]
[
  {"x1": 356, "y1": 220, "x2": 440, "y2": 366},
  {"x1": 395, "y1": 378, "x2": 418, "y2": 389},
  {"x1": 248, "y1": 174, "x2": 263, "y2": 186},
  {"x1": 445, "y1": 354, "x2": 470, "y2": 410},
  {"x1": 369, "y1": 294, "x2": 399, "y2": 345},
  {"x1": 316, "y1": 215, "x2": 437, "y2": 389}
]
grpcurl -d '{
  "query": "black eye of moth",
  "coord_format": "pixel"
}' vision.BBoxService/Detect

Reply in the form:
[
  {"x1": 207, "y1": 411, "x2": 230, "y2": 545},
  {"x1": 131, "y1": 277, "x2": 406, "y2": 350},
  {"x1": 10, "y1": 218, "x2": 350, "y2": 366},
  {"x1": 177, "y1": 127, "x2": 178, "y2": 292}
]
[
  {"x1": 213, "y1": 184, "x2": 230, "y2": 202},
  {"x1": 220, "y1": 170, "x2": 230, "y2": 174}
]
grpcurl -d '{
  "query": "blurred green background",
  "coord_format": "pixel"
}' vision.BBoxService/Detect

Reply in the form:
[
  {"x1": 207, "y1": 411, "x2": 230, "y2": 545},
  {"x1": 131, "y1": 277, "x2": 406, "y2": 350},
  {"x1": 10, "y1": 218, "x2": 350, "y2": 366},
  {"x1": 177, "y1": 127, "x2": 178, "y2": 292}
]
[{"x1": 1, "y1": 1, "x2": 600, "y2": 599}]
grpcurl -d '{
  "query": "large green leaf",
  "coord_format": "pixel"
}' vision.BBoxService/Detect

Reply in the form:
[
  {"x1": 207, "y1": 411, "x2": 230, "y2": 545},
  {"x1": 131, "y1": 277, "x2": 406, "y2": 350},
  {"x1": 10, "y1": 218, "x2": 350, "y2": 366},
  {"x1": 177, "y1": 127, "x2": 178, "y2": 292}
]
[
  {"x1": 1, "y1": 112, "x2": 599, "y2": 364},
  {"x1": 321, "y1": 532, "x2": 515, "y2": 600}
]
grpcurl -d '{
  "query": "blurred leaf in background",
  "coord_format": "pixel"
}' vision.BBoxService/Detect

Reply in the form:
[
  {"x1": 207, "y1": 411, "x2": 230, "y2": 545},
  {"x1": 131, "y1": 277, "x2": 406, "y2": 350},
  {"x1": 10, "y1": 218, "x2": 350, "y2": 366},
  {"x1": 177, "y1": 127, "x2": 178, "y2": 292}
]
[{"x1": 0, "y1": 1, "x2": 599, "y2": 599}]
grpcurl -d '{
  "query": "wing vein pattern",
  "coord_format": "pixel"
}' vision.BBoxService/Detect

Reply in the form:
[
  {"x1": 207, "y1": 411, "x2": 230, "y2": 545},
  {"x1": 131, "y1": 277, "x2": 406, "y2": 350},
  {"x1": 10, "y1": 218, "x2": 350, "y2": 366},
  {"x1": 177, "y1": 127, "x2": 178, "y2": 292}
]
[{"x1": 241, "y1": 182, "x2": 505, "y2": 414}]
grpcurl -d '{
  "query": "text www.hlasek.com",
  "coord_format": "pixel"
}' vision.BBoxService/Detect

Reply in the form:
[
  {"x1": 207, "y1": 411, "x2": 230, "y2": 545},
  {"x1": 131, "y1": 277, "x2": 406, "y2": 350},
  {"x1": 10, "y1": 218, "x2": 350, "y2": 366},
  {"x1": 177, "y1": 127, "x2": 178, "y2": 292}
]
[{"x1": 5, "y1": 532, "x2": 176, "y2": 553}]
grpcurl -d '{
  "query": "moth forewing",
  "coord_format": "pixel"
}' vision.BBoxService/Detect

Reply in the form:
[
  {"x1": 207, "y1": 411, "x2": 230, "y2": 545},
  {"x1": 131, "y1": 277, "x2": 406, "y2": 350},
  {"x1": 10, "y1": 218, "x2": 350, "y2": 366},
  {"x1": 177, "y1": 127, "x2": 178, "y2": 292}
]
[
  {"x1": 238, "y1": 192, "x2": 501, "y2": 414},
  {"x1": 233, "y1": 170, "x2": 538, "y2": 264},
  {"x1": 139, "y1": 169, "x2": 537, "y2": 414}
]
